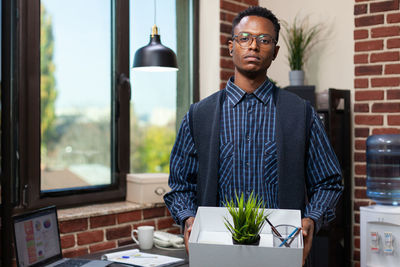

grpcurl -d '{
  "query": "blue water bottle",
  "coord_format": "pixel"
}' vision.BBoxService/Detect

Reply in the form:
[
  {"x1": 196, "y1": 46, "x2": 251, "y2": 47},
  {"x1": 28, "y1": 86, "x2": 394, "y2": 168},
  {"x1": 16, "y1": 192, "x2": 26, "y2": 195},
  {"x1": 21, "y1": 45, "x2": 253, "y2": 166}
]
[{"x1": 366, "y1": 134, "x2": 400, "y2": 205}]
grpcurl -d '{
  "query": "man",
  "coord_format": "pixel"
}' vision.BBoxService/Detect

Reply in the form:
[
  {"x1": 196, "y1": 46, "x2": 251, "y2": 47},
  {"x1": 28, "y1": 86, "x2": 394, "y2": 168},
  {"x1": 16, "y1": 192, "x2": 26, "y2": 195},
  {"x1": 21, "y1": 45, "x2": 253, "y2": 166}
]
[{"x1": 164, "y1": 6, "x2": 342, "y2": 265}]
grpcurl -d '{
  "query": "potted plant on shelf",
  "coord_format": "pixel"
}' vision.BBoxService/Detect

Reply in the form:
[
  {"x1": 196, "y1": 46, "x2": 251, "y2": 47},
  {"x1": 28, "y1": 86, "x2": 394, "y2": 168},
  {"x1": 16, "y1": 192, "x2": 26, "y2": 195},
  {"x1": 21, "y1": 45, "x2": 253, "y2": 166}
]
[
  {"x1": 224, "y1": 191, "x2": 269, "y2": 245},
  {"x1": 282, "y1": 16, "x2": 321, "y2": 86}
]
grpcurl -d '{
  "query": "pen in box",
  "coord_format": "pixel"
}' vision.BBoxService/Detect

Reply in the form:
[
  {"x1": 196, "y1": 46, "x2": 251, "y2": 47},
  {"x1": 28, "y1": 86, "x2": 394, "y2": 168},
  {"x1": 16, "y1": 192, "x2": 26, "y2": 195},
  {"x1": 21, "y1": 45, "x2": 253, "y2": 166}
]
[
  {"x1": 265, "y1": 218, "x2": 290, "y2": 248},
  {"x1": 279, "y1": 227, "x2": 300, "y2": 247}
]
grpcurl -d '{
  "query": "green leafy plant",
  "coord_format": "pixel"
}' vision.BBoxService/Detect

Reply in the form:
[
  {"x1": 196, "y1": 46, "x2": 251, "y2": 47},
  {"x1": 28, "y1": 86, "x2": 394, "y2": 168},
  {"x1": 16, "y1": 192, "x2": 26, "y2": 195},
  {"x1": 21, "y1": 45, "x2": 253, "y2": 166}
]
[
  {"x1": 224, "y1": 192, "x2": 269, "y2": 245},
  {"x1": 282, "y1": 16, "x2": 321, "y2": 71}
]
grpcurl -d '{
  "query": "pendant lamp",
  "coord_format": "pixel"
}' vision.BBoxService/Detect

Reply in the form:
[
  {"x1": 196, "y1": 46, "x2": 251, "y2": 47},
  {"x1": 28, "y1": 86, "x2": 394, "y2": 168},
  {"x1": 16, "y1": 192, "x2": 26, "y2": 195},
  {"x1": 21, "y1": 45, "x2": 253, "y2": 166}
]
[{"x1": 132, "y1": 1, "x2": 178, "y2": 72}]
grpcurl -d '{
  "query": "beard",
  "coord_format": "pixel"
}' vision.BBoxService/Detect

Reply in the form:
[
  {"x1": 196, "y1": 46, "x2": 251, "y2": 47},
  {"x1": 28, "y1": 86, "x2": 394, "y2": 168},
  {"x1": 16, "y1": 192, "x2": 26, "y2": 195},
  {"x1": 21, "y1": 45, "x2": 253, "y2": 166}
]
[{"x1": 236, "y1": 64, "x2": 267, "y2": 79}]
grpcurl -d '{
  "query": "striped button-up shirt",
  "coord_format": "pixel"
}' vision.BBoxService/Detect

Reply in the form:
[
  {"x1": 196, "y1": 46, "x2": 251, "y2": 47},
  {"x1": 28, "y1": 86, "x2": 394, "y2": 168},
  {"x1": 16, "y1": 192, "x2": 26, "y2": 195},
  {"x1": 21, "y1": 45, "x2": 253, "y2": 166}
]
[{"x1": 164, "y1": 77, "x2": 343, "y2": 231}]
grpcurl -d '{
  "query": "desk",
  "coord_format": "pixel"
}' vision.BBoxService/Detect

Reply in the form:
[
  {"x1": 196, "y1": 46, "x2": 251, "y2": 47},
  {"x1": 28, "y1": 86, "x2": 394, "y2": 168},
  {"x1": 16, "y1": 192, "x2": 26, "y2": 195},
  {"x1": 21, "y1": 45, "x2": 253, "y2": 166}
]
[{"x1": 83, "y1": 245, "x2": 189, "y2": 267}]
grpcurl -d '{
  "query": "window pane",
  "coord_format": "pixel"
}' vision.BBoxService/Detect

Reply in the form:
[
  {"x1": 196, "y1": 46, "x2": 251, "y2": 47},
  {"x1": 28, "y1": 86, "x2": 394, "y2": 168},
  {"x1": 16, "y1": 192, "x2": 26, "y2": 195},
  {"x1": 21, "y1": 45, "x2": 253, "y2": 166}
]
[
  {"x1": 40, "y1": 0, "x2": 112, "y2": 191},
  {"x1": 130, "y1": 0, "x2": 177, "y2": 173}
]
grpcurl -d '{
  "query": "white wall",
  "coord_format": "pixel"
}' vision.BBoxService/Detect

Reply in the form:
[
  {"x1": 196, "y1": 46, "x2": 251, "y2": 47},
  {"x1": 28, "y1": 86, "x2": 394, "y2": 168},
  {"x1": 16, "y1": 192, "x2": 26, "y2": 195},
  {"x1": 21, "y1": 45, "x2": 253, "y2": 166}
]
[
  {"x1": 260, "y1": 0, "x2": 354, "y2": 92},
  {"x1": 198, "y1": 0, "x2": 353, "y2": 97},
  {"x1": 199, "y1": 0, "x2": 220, "y2": 99}
]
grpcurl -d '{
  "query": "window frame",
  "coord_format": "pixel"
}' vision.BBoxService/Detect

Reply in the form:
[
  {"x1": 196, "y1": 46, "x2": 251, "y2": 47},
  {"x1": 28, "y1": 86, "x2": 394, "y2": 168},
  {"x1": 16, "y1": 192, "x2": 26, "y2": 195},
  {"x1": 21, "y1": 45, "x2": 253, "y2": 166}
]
[
  {"x1": 176, "y1": 0, "x2": 199, "y2": 130},
  {"x1": 1, "y1": 0, "x2": 20, "y2": 265},
  {"x1": 17, "y1": 0, "x2": 130, "y2": 210}
]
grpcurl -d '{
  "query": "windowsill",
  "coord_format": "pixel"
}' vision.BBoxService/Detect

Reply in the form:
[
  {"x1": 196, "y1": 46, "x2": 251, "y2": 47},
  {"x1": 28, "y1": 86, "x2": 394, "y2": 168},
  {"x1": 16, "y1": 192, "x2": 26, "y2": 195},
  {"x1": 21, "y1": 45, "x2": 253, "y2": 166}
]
[
  {"x1": 57, "y1": 172, "x2": 170, "y2": 221},
  {"x1": 57, "y1": 201, "x2": 166, "y2": 221}
]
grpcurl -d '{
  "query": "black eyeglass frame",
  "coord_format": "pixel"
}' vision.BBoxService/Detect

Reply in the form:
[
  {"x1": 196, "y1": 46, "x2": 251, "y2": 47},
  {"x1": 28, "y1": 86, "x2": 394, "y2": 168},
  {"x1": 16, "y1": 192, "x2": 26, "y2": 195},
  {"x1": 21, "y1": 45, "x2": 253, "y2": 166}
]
[{"x1": 232, "y1": 32, "x2": 277, "y2": 47}]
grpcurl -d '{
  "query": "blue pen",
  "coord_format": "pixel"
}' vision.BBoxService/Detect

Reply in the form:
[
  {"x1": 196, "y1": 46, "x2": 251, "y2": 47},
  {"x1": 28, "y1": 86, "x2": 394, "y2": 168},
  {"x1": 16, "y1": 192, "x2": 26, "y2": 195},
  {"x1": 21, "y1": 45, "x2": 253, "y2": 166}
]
[
  {"x1": 279, "y1": 227, "x2": 299, "y2": 247},
  {"x1": 121, "y1": 254, "x2": 157, "y2": 259}
]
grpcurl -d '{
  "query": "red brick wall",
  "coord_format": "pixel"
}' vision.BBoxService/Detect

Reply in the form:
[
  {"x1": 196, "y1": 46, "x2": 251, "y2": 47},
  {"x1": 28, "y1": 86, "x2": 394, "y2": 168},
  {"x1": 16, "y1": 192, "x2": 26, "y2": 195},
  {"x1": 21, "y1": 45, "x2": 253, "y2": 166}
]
[
  {"x1": 353, "y1": 0, "x2": 400, "y2": 266},
  {"x1": 58, "y1": 206, "x2": 179, "y2": 257},
  {"x1": 220, "y1": 0, "x2": 259, "y2": 89}
]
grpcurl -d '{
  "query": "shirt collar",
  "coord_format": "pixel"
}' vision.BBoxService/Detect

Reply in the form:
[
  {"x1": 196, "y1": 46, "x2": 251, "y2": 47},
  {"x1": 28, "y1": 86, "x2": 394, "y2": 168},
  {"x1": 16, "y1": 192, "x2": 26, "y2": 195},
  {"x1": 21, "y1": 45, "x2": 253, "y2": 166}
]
[{"x1": 225, "y1": 76, "x2": 274, "y2": 106}]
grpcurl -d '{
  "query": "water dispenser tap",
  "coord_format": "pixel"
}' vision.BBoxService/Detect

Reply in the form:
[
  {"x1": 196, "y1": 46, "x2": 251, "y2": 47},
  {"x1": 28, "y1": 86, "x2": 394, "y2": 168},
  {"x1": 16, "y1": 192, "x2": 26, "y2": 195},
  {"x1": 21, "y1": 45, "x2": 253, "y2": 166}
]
[
  {"x1": 383, "y1": 232, "x2": 394, "y2": 255},
  {"x1": 370, "y1": 231, "x2": 380, "y2": 252}
]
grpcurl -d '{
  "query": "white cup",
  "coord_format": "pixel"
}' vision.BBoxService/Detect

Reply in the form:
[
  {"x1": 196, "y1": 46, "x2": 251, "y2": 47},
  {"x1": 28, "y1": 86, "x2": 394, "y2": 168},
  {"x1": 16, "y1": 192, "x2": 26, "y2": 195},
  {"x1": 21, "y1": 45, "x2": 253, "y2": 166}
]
[{"x1": 131, "y1": 226, "x2": 154, "y2": 250}]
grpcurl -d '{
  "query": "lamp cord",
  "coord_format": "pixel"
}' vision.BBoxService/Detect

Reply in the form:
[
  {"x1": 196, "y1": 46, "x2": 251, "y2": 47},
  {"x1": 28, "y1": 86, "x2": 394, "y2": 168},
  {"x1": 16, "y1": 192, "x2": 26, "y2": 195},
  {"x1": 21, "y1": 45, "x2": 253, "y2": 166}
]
[{"x1": 154, "y1": 0, "x2": 156, "y2": 25}]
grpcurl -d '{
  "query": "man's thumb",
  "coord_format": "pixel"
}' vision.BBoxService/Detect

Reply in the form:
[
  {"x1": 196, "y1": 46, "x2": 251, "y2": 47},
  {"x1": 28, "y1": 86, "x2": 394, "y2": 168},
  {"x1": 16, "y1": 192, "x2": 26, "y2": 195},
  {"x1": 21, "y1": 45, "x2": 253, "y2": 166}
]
[{"x1": 302, "y1": 228, "x2": 308, "y2": 236}]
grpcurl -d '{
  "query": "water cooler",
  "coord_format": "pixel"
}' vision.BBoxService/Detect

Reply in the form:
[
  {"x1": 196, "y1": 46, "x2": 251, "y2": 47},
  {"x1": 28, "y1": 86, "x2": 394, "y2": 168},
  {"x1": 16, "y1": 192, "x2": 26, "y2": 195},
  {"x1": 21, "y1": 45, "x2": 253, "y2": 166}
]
[{"x1": 361, "y1": 135, "x2": 400, "y2": 267}]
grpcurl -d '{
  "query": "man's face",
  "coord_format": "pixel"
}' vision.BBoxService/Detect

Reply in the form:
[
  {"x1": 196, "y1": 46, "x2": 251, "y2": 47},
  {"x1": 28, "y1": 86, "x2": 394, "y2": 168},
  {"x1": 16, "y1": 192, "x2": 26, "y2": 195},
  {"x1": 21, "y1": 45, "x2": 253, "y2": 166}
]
[{"x1": 229, "y1": 16, "x2": 280, "y2": 76}]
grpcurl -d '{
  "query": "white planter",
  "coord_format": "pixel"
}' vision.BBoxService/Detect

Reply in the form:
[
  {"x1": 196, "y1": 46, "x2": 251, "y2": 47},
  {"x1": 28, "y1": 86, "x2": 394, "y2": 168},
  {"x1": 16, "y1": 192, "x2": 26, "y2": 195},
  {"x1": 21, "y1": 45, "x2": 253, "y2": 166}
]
[{"x1": 289, "y1": 70, "x2": 305, "y2": 86}]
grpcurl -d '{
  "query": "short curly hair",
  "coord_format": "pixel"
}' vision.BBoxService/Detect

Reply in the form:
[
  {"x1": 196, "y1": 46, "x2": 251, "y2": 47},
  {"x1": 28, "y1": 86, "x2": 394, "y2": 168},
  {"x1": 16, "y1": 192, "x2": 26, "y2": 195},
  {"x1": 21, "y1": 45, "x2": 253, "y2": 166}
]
[{"x1": 231, "y1": 6, "x2": 280, "y2": 43}]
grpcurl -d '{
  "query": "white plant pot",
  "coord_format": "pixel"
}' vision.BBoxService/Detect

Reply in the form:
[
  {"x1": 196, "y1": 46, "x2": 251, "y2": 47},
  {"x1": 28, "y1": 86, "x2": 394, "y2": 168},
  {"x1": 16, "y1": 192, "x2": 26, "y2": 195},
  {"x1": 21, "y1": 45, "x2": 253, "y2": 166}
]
[{"x1": 289, "y1": 70, "x2": 305, "y2": 86}]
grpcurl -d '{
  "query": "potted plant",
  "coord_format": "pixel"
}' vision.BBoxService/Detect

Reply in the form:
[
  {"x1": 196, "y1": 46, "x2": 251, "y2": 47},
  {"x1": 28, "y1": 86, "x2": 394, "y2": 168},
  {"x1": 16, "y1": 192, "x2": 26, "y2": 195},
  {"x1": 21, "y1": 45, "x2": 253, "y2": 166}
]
[
  {"x1": 223, "y1": 192, "x2": 269, "y2": 245},
  {"x1": 282, "y1": 16, "x2": 321, "y2": 86}
]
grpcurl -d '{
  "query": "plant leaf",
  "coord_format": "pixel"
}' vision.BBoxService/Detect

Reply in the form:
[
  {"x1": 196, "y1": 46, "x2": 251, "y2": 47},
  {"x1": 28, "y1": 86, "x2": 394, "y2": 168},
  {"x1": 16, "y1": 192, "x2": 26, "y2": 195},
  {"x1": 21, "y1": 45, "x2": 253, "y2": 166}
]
[
  {"x1": 282, "y1": 15, "x2": 321, "y2": 70},
  {"x1": 223, "y1": 191, "x2": 269, "y2": 244}
]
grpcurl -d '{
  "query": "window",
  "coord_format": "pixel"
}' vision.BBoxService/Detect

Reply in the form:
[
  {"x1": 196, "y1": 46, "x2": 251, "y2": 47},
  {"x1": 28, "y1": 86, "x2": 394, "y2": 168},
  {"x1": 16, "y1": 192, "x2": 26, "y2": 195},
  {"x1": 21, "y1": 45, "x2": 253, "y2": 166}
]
[
  {"x1": 16, "y1": 0, "x2": 130, "y2": 209},
  {"x1": 3, "y1": 0, "x2": 197, "y2": 210},
  {"x1": 129, "y1": 0, "x2": 198, "y2": 174},
  {"x1": 40, "y1": 0, "x2": 113, "y2": 191},
  {"x1": 130, "y1": 0, "x2": 177, "y2": 173}
]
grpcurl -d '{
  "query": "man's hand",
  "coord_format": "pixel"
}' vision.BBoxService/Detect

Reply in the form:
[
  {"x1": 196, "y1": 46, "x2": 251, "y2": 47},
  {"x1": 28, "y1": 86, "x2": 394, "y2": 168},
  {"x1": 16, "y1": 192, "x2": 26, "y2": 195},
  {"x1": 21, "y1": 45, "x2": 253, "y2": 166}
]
[
  {"x1": 183, "y1": 216, "x2": 195, "y2": 254},
  {"x1": 301, "y1": 217, "x2": 315, "y2": 266}
]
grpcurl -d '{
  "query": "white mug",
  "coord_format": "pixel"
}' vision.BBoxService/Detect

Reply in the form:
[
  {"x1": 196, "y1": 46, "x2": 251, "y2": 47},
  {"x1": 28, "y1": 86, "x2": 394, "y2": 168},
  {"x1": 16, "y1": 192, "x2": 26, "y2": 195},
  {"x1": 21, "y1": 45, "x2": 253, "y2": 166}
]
[{"x1": 131, "y1": 226, "x2": 154, "y2": 250}]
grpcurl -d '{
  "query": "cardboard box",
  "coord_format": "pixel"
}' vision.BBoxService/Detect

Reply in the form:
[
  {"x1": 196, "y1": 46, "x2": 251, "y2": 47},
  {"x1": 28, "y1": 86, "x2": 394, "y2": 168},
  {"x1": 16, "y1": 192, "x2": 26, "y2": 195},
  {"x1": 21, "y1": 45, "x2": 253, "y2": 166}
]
[
  {"x1": 126, "y1": 173, "x2": 170, "y2": 204},
  {"x1": 189, "y1": 207, "x2": 303, "y2": 267}
]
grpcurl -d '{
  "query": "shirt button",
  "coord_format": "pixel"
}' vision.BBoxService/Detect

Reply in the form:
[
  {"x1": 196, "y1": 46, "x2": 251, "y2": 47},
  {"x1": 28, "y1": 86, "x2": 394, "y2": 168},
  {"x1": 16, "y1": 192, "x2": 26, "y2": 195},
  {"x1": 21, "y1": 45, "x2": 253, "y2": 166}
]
[
  {"x1": 247, "y1": 135, "x2": 251, "y2": 142},
  {"x1": 246, "y1": 162, "x2": 250, "y2": 167}
]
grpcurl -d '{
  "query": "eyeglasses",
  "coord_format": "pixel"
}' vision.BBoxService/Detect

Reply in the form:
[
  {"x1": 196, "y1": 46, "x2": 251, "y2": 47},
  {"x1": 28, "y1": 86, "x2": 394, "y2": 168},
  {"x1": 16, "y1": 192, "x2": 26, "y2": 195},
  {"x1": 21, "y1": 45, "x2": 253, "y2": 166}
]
[{"x1": 233, "y1": 32, "x2": 277, "y2": 47}]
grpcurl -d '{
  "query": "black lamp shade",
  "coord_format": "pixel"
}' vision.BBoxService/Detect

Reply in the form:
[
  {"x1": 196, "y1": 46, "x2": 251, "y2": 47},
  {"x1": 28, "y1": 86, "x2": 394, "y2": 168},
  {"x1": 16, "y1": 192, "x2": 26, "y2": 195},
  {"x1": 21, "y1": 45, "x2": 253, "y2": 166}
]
[{"x1": 133, "y1": 34, "x2": 178, "y2": 71}]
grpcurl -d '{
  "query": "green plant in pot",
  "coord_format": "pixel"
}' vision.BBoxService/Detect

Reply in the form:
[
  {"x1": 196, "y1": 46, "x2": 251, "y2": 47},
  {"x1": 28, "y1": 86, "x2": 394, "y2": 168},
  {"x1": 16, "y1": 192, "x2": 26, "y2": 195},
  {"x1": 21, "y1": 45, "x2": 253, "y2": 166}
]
[
  {"x1": 224, "y1": 192, "x2": 269, "y2": 245},
  {"x1": 282, "y1": 16, "x2": 321, "y2": 86}
]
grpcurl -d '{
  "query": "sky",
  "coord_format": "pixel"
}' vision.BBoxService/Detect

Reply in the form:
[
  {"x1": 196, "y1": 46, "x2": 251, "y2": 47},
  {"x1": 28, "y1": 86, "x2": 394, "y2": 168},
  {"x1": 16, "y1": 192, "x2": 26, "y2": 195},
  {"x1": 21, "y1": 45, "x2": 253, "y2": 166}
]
[
  {"x1": 42, "y1": 0, "x2": 111, "y2": 110},
  {"x1": 42, "y1": 0, "x2": 177, "y2": 117}
]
